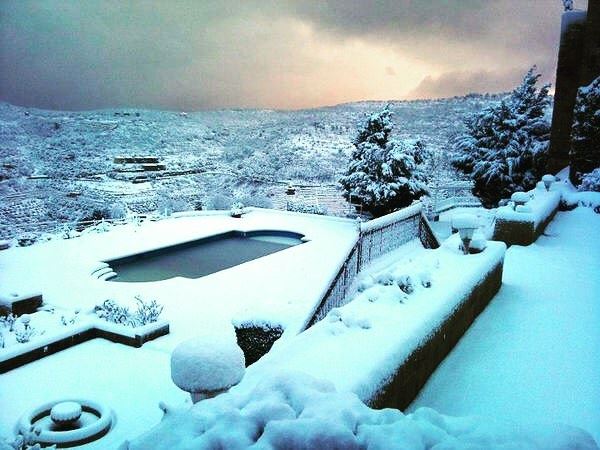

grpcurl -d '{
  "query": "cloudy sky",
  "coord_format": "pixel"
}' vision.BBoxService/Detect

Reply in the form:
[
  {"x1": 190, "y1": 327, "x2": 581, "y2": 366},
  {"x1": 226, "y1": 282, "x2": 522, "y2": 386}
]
[{"x1": 0, "y1": 0, "x2": 569, "y2": 111}]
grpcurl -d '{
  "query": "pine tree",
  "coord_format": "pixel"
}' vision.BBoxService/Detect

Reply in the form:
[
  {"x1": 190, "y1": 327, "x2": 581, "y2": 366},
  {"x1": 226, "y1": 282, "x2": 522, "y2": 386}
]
[
  {"x1": 452, "y1": 67, "x2": 551, "y2": 207},
  {"x1": 570, "y1": 75, "x2": 600, "y2": 185},
  {"x1": 339, "y1": 106, "x2": 429, "y2": 217}
]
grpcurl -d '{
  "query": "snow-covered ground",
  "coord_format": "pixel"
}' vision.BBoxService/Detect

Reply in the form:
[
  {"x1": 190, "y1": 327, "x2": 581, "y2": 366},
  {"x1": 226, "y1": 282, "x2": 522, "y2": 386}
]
[
  {"x1": 0, "y1": 209, "x2": 357, "y2": 340},
  {"x1": 409, "y1": 206, "x2": 600, "y2": 444},
  {"x1": 0, "y1": 209, "x2": 359, "y2": 447},
  {"x1": 0, "y1": 95, "x2": 495, "y2": 238}
]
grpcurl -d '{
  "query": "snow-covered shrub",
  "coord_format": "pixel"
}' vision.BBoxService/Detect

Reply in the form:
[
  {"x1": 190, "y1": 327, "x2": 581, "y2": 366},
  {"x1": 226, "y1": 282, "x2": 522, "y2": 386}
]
[
  {"x1": 171, "y1": 332, "x2": 245, "y2": 402},
  {"x1": 14, "y1": 326, "x2": 35, "y2": 344},
  {"x1": 1, "y1": 430, "x2": 56, "y2": 449},
  {"x1": 419, "y1": 270, "x2": 432, "y2": 288},
  {"x1": 571, "y1": 76, "x2": 600, "y2": 185},
  {"x1": 375, "y1": 272, "x2": 395, "y2": 286},
  {"x1": 156, "y1": 195, "x2": 189, "y2": 216},
  {"x1": 230, "y1": 202, "x2": 244, "y2": 217},
  {"x1": 234, "y1": 193, "x2": 273, "y2": 209},
  {"x1": 95, "y1": 297, "x2": 163, "y2": 327},
  {"x1": 206, "y1": 193, "x2": 234, "y2": 210},
  {"x1": 95, "y1": 299, "x2": 132, "y2": 326},
  {"x1": 0, "y1": 313, "x2": 17, "y2": 332},
  {"x1": 395, "y1": 274, "x2": 414, "y2": 294},
  {"x1": 133, "y1": 296, "x2": 163, "y2": 325},
  {"x1": 452, "y1": 67, "x2": 551, "y2": 207},
  {"x1": 286, "y1": 200, "x2": 327, "y2": 215},
  {"x1": 108, "y1": 203, "x2": 128, "y2": 220},
  {"x1": 356, "y1": 276, "x2": 375, "y2": 293},
  {"x1": 340, "y1": 106, "x2": 428, "y2": 217},
  {"x1": 16, "y1": 233, "x2": 37, "y2": 247},
  {"x1": 577, "y1": 169, "x2": 600, "y2": 192}
]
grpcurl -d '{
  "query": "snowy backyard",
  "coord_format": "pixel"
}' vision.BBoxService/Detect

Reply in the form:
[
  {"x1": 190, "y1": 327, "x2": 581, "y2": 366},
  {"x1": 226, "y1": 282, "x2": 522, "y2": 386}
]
[
  {"x1": 1, "y1": 1, "x2": 600, "y2": 446},
  {"x1": 1, "y1": 187, "x2": 599, "y2": 448}
]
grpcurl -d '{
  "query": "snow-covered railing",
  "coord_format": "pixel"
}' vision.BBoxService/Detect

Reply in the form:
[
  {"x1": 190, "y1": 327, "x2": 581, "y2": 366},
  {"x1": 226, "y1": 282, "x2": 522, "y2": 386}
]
[
  {"x1": 358, "y1": 203, "x2": 422, "y2": 268},
  {"x1": 306, "y1": 203, "x2": 424, "y2": 328},
  {"x1": 434, "y1": 196, "x2": 482, "y2": 213}
]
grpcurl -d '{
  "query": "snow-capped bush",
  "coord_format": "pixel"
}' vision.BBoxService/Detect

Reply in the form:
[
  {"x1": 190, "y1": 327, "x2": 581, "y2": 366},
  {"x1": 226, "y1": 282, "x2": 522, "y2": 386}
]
[
  {"x1": 356, "y1": 276, "x2": 375, "y2": 292},
  {"x1": 286, "y1": 200, "x2": 327, "y2": 215},
  {"x1": 452, "y1": 67, "x2": 551, "y2": 207},
  {"x1": 571, "y1": 76, "x2": 600, "y2": 185},
  {"x1": 94, "y1": 297, "x2": 163, "y2": 327},
  {"x1": 375, "y1": 272, "x2": 395, "y2": 286},
  {"x1": 395, "y1": 274, "x2": 414, "y2": 294},
  {"x1": 339, "y1": 106, "x2": 428, "y2": 217},
  {"x1": 16, "y1": 233, "x2": 37, "y2": 247},
  {"x1": 578, "y1": 168, "x2": 600, "y2": 192},
  {"x1": 230, "y1": 202, "x2": 244, "y2": 217},
  {"x1": 171, "y1": 332, "x2": 245, "y2": 402}
]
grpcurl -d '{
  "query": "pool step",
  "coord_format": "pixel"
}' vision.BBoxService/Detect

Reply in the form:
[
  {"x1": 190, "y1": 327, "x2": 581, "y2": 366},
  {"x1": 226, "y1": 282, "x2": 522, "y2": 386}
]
[
  {"x1": 89, "y1": 263, "x2": 109, "y2": 278},
  {"x1": 91, "y1": 266, "x2": 114, "y2": 279},
  {"x1": 98, "y1": 271, "x2": 117, "y2": 281}
]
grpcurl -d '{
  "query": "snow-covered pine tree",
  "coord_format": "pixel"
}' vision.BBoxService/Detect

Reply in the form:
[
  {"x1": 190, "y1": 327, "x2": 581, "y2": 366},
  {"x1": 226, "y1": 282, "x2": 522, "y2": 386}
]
[
  {"x1": 570, "y1": 75, "x2": 600, "y2": 185},
  {"x1": 339, "y1": 106, "x2": 429, "y2": 217},
  {"x1": 452, "y1": 67, "x2": 551, "y2": 207}
]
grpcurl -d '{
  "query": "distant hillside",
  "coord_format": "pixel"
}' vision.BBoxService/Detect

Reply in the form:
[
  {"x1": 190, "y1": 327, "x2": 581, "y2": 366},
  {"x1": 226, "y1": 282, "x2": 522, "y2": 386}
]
[{"x1": 0, "y1": 94, "x2": 504, "y2": 238}]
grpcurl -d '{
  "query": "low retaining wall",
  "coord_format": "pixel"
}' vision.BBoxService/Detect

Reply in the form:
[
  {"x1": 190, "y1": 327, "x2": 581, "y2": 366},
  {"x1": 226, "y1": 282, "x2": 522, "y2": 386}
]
[
  {"x1": 368, "y1": 260, "x2": 504, "y2": 410},
  {"x1": 0, "y1": 321, "x2": 169, "y2": 373},
  {"x1": 493, "y1": 190, "x2": 561, "y2": 246}
]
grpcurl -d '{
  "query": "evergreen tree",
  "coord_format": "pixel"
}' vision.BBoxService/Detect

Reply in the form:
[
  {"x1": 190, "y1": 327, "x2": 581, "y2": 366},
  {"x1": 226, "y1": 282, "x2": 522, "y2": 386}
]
[
  {"x1": 340, "y1": 106, "x2": 429, "y2": 217},
  {"x1": 452, "y1": 67, "x2": 551, "y2": 207},
  {"x1": 570, "y1": 75, "x2": 600, "y2": 185}
]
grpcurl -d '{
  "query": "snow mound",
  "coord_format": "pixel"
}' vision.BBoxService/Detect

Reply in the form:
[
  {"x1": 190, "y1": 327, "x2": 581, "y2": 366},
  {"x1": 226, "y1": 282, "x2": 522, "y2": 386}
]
[
  {"x1": 126, "y1": 372, "x2": 598, "y2": 450},
  {"x1": 451, "y1": 213, "x2": 478, "y2": 229},
  {"x1": 171, "y1": 332, "x2": 245, "y2": 393}
]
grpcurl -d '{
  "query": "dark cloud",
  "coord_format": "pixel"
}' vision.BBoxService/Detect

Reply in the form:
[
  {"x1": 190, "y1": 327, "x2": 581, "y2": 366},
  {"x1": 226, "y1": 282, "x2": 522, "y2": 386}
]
[
  {"x1": 408, "y1": 62, "x2": 556, "y2": 100},
  {"x1": 0, "y1": 0, "x2": 564, "y2": 110},
  {"x1": 408, "y1": 69, "x2": 523, "y2": 99}
]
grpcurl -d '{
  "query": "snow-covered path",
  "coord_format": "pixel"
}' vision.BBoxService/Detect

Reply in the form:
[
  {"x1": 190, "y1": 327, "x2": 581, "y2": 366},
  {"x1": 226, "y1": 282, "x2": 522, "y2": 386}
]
[{"x1": 409, "y1": 207, "x2": 600, "y2": 443}]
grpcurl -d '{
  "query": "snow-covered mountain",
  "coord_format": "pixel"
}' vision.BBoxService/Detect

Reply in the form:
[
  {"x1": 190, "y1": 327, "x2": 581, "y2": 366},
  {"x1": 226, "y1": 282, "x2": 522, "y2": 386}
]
[{"x1": 0, "y1": 94, "x2": 503, "y2": 238}]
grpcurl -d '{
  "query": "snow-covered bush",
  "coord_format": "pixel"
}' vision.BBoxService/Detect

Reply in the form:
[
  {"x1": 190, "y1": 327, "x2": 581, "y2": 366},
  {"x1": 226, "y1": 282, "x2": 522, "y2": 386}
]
[
  {"x1": 108, "y1": 203, "x2": 128, "y2": 220},
  {"x1": 206, "y1": 193, "x2": 234, "y2": 210},
  {"x1": 94, "y1": 297, "x2": 163, "y2": 327},
  {"x1": 578, "y1": 168, "x2": 600, "y2": 192},
  {"x1": 132, "y1": 296, "x2": 163, "y2": 325},
  {"x1": 156, "y1": 194, "x2": 189, "y2": 216},
  {"x1": 452, "y1": 67, "x2": 551, "y2": 207},
  {"x1": 1, "y1": 432, "x2": 56, "y2": 449},
  {"x1": 171, "y1": 332, "x2": 245, "y2": 402},
  {"x1": 16, "y1": 233, "x2": 37, "y2": 247},
  {"x1": 286, "y1": 200, "x2": 327, "y2": 215},
  {"x1": 0, "y1": 313, "x2": 18, "y2": 332},
  {"x1": 339, "y1": 106, "x2": 428, "y2": 217},
  {"x1": 230, "y1": 202, "x2": 244, "y2": 217},
  {"x1": 95, "y1": 300, "x2": 131, "y2": 325},
  {"x1": 571, "y1": 76, "x2": 600, "y2": 185}
]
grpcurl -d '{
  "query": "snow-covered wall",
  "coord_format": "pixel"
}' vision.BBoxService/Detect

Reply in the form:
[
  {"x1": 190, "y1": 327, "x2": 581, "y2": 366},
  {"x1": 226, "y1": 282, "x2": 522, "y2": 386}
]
[{"x1": 493, "y1": 186, "x2": 561, "y2": 246}]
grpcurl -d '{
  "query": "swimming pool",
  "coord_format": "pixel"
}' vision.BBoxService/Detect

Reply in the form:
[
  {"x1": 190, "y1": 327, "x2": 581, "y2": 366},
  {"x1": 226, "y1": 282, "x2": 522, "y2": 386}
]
[{"x1": 105, "y1": 230, "x2": 305, "y2": 282}]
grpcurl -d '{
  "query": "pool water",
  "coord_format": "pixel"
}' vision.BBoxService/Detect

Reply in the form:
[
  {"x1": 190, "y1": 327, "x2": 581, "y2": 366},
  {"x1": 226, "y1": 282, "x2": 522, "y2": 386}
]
[{"x1": 106, "y1": 230, "x2": 304, "y2": 282}]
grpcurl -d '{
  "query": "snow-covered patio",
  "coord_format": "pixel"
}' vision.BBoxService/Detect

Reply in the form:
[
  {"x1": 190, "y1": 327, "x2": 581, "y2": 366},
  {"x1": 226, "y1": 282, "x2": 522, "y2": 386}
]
[{"x1": 410, "y1": 207, "x2": 600, "y2": 443}]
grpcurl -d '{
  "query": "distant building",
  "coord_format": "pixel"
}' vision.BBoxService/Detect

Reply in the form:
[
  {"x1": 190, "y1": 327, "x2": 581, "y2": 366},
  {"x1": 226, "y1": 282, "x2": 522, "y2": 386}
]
[{"x1": 547, "y1": 0, "x2": 600, "y2": 180}]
